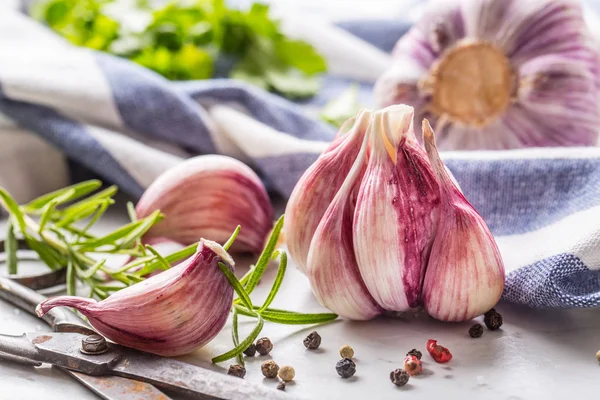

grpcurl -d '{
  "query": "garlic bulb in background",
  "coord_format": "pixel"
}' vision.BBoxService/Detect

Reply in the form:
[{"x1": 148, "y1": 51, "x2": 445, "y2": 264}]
[
  {"x1": 374, "y1": 0, "x2": 600, "y2": 149},
  {"x1": 421, "y1": 120, "x2": 505, "y2": 321},
  {"x1": 37, "y1": 239, "x2": 234, "y2": 356},
  {"x1": 284, "y1": 111, "x2": 372, "y2": 273},
  {"x1": 354, "y1": 106, "x2": 440, "y2": 312},
  {"x1": 136, "y1": 155, "x2": 273, "y2": 253},
  {"x1": 286, "y1": 105, "x2": 506, "y2": 322}
]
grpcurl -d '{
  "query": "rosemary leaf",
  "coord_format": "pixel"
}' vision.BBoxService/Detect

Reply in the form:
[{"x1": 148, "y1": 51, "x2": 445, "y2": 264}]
[
  {"x1": 66, "y1": 258, "x2": 76, "y2": 296},
  {"x1": 23, "y1": 180, "x2": 101, "y2": 211},
  {"x1": 117, "y1": 211, "x2": 164, "y2": 249},
  {"x1": 259, "y1": 309, "x2": 338, "y2": 325},
  {"x1": 56, "y1": 198, "x2": 112, "y2": 228},
  {"x1": 244, "y1": 215, "x2": 284, "y2": 294},
  {"x1": 137, "y1": 243, "x2": 197, "y2": 276},
  {"x1": 24, "y1": 236, "x2": 65, "y2": 270},
  {"x1": 223, "y1": 225, "x2": 241, "y2": 251},
  {"x1": 218, "y1": 262, "x2": 253, "y2": 311},
  {"x1": 60, "y1": 185, "x2": 117, "y2": 215},
  {"x1": 126, "y1": 201, "x2": 137, "y2": 222},
  {"x1": 258, "y1": 251, "x2": 286, "y2": 313},
  {"x1": 212, "y1": 315, "x2": 264, "y2": 364},
  {"x1": 39, "y1": 199, "x2": 59, "y2": 232},
  {"x1": 5, "y1": 221, "x2": 17, "y2": 275},
  {"x1": 231, "y1": 309, "x2": 244, "y2": 366},
  {"x1": 80, "y1": 259, "x2": 107, "y2": 279},
  {"x1": 145, "y1": 245, "x2": 171, "y2": 270},
  {"x1": 0, "y1": 188, "x2": 26, "y2": 232}
]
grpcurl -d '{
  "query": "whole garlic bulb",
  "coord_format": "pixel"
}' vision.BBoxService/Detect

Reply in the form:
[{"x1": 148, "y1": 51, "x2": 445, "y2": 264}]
[
  {"x1": 286, "y1": 105, "x2": 505, "y2": 322},
  {"x1": 36, "y1": 239, "x2": 234, "y2": 356},
  {"x1": 136, "y1": 155, "x2": 273, "y2": 253},
  {"x1": 374, "y1": 0, "x2": 600, "y2": 149}
]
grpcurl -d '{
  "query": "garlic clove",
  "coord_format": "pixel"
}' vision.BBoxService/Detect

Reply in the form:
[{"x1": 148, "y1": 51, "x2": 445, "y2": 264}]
[
  {"x1": 284, "y1": 110, "x2": 373, "y2": 273},
  {"x1": 305, "y1": 125, "x2": 382, "y2": 320},
  {"x1": 421, "y1": 120, "x2": 505, "y2": 321},
  {"x1": 36, "y1": 239, "x2": 234, "y2": 356},
  {"x1": 353, "y1": 105, "x2": 440, "y2": 311},
  {"x1": 136, "y1": 155, "x2": 273, "y2": 254}
]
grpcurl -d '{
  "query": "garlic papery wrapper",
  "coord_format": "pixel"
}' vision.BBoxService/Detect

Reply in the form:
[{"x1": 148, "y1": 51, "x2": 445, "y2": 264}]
[
  {"x1": 354, "y1": 105, "x2": 440, "y2": 312},
  {"x1": 374, "y1": 0, "x2": 600, "y2": 150},
  {"x1": 284, "y1": 110, "x2": 372, "y2": 273},
  {"x1": 136, "y1": 155, "x2": 273, "y2": 254},
  {"x1": 306, "y1": 124, "x2": 382, "y2": 320},
  {"x1": 420, "y1": 120, "x2": 505, "y2": 321},
  {"x1": 36, "y1": 239, "x2": 234, "y2": 356}
]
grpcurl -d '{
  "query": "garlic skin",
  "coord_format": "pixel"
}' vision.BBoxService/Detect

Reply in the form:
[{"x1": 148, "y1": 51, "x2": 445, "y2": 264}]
[
  {"x1": 305, "y1": 125, "x2": 382, "y2": 320},
  {"x1": 136, "y1": 155, "x2": 273, "y2": 254},
  {"x1": 353, "y1": 105, "x2": 440, "y2": 311},
  {"x1": 36, "y1": 239, "x2": 234, "y2": 356},
  {"x1": 374, "y1": 0, "x2": 600, "y2": 149},
  {"x1": 284, "y1": 111, "x2": 372, "y2": 273},
  {"x1": 421, "y1": 120, "x2": 505, "y2": 321}
]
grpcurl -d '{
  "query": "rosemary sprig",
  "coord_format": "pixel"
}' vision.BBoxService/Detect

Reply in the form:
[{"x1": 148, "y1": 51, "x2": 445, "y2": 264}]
[
  {"x1": 212, "y1": 216, "x2": 338, "y2": 364},
  {"x1": 0, "y1": 181, "x2": 169, "y2": 299}
]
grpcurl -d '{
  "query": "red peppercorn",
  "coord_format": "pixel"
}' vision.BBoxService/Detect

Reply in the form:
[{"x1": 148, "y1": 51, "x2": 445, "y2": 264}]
[{"x1": 426, "y1": 339, "x2": 452, "y2": 363}]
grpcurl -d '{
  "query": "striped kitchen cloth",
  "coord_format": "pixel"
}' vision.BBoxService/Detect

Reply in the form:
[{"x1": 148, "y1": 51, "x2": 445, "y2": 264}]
[{"x1": 0, "y1": 1, "x2": 599, "y2": 309}]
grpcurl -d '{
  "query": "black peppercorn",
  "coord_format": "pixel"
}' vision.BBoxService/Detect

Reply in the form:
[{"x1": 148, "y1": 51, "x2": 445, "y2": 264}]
[
  {"x1": 484, "y1": 310, "x2": 503, "y2": 330},
  {"x1": 256, "y1": 337, "x2": 273, "y2": 355},
  {"x1": 336, "y1": 358, "x2": 356, "y2": 379},
  {"x1": 303, "y1": 331, "x2": 321, "y2": 349},
  {"x1": 406, "y1": 349, "x2": 422, "y2": 360},
  {"x1": 277, "y1": 381, "x2": 286, "y2": 391},
  {"x1": 469, "y1": 323, "x2": 484, "y2": 338},
  {"x1": 227, "y1": 364, "x2": 246, "y2": 378},
  {"x1": 390, "y1": 368, "x2": 409, "y2": 387},
  {"x1": 243, "y1": 343, "x2": 256, "y2": 357}
]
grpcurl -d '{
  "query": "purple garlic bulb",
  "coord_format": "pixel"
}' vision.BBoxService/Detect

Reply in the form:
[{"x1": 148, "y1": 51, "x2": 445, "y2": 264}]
[{"x1": 374, "y1": 0, "x2": 600, "y2": 149}]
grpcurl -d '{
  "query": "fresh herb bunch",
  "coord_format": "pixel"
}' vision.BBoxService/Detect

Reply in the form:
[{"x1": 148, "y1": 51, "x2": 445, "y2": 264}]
[
  {"x1": 0, "y1": 180, "x2": 200, "y2": 299},
  {"x1": 214, "y1": 216, "x2": 337, "y2": 365},
  {"x1": 32, "y1": 0, "x2": 327, "y2": 98}
]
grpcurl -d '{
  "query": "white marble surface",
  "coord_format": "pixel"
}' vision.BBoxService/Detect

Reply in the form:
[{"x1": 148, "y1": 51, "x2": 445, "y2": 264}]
[{"x1": 1, "y1": 202, "x2": 600, "y2": 400}]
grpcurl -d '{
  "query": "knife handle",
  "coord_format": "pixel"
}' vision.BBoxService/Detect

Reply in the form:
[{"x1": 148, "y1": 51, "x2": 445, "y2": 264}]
[{"x1": 0, "y1": 275, "x2": 95, "y2": 335}]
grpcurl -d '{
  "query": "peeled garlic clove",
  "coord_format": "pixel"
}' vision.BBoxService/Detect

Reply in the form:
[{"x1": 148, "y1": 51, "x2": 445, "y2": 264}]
[
  {"x1": 306, "y1": 127, "x2": 382, "y2": 320},
  {"x1": 421, "y1": 120, "x2": 505, "y2": 321},
  {"x1": 284, "y1": 110, "x2": 372, "y2": 273},
  {"x1": 353, "y1": 105, "x2": 440, "y2": 311},
  {"x1": 36, "y1": 239, "x2": 234, "y2": 356},
  {"x1": 136, "y1": 155, "x2": 273, "y2": 253}
]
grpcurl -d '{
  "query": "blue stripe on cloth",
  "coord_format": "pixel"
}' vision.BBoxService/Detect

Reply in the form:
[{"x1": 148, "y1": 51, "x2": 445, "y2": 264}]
[
  {"x1": 94, "y1": 52, "x2": 216, "y2": 153},
  {"x1": 335, "y1": 20, "x2": 412, "y2": 52},
  {"x1": 175, "y1": 79, "x2": 336, "y2": 141},
  {"x1": 445, "y1": 157, "x2": 600, "y2": 236},
  {"x1": 503, "y1": 254, "x2": 600, "y2": 308},
  {"x1": 0, "y1": 92, "x2": 144, "y2": 197},
  {"x1": 254, "y1": 153, "x2": 320, "y2": 197}
]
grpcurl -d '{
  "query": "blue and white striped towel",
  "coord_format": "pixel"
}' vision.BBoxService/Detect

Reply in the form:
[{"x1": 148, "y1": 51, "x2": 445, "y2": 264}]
[{"x1": 0, "y1": 1, "x2": 599, "y2": 309}]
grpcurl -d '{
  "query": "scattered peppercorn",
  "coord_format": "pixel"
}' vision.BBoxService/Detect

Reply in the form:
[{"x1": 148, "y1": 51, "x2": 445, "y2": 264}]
[
  {"x1": 278, "y1": 365, "x2": 295, "y2": 382},
  {"x1": 261, "y1": 360, "x2": 279, "y2": 379},
  {"x1": 390, "y1": 368, "x2": 410, "y2": 386},
  {"x1": 403, "y1": 355, "x2": 422, "y2": 376},
  {"x1": 339, "y1": 345, "x2": 354, "y2": 359},
  {"x1": 277, "y1": 381, "x2": 286, "y2": 391},
  {"x1": 256, "y1": 337, "x2": 273, "y2": 355},
  {"x1": 469, "y1": 323, "x2": 484, "y2": 338},
  {"x1": 336, "y1": 358, "x2": 356, "y2": 379},
  {"x1": 426, "y1": 339, "x2": 453, "y2": 363},
  {"x1": 303, "y1": 331, "x2": 321, "y2": 350},
  {"x1": 243, "y1": 343, "x2": 257, "y2": 357},
  {"x1": 406, "y1": 349, "x2": 422, "y2": 360},
  {"x1": 227, "y1": 364, "x2": 246, "y2": 378},
  {"x1": 484, "y1": 310, "x2": 503, "y2": 330}
]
